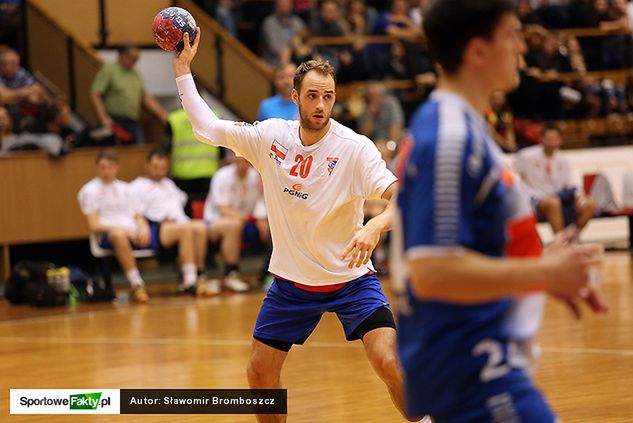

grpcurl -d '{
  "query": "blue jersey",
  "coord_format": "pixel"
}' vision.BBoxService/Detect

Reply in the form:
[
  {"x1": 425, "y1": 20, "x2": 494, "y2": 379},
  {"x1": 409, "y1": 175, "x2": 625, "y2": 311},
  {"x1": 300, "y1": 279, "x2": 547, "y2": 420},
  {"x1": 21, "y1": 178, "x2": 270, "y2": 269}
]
[{"x1": 393, "y1": 90, "x2": 552, "y2": 421}]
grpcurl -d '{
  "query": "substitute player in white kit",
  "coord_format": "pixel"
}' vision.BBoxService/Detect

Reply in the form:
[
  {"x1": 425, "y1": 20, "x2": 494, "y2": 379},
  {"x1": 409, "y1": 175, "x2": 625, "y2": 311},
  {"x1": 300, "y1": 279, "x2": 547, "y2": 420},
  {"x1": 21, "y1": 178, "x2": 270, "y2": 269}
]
[{"x1": 174, "y1": 30, "x2": 418, "y2": 422}]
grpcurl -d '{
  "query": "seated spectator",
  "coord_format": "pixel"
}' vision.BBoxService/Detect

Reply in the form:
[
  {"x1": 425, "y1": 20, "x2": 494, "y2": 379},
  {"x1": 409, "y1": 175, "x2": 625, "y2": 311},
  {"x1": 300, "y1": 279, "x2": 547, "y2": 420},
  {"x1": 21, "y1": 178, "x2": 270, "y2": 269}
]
[
  {"x1": 486, "y1": 91, "x2": 517, "y2": 152},
  {"x1": 514, "y1": 125, "x2": 596, "y2": 234},
  {"x1": 357, "y1": 82, "x2": 404, "y2": 145},
  {"x1": 130, "y1": 149, "x2": 216, "y2": 296},
  {"x1": 409, "y1": 0, "x2": 430, "y2": 26},
  {"x1": 0, "y1": 48, "x2": 48, "y2": 130},
  {"x1": 77, "y1": 149, "x2": 153, "y2": 303},
  {"x1": 257, "y1": 62, "x2": 298, "y2": 121},
  {"x1": 517, "y1": 0, "x2": 544, "y2": 26},
  {"x1": 261, "y1": 0, "x2": 307, "y2": 66},
  {"x1": 0, "y1": 0, "x2": 22, "y2": 48},
  {"x1": 215, "y1": 0, "x2": 237, "y2": 37},
  {"x1": 91, "y1": 45, "x2": 168, "y2": 144},
  {"x1": 369, "y1": 0, "x2": 422, "y2": 75},
  {"x1": 310, "y1": 0, "x2": 354, "y2": 72},
  {"x1": 0, "y1": 105, "x2": 68, "y2": 156},
  {"x1": 204, "y1": 156, "x2": 270, "y2": 292}
]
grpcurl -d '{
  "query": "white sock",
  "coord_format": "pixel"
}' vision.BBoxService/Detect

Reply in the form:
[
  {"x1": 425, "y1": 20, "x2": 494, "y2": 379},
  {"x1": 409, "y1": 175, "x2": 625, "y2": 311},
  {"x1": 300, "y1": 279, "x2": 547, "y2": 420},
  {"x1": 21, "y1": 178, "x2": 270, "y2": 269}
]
[
  {"x1": 126, "y1": 268, "x2": 144, "y2": 287},
  {"x1": 182, "y1": 263, "x2": 197, "y2": 288}
]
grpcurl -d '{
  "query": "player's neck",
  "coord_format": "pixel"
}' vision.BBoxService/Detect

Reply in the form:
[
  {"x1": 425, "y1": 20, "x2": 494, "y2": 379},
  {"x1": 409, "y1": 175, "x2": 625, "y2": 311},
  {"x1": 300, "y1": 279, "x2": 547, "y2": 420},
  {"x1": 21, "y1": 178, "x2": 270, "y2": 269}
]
[
  {"x1": 438, "y1": 74, "x2": 491, "y2": 116},
  {"x1": 299, "y1": 121, "x2": 331, "y2": 146}
]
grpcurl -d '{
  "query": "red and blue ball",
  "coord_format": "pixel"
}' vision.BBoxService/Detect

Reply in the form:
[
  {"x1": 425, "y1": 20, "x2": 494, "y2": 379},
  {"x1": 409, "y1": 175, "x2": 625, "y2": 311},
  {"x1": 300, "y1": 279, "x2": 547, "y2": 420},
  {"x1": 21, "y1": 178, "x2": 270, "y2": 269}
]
[{"x1": 152, "y1": 7, "x2": 196, "y2": 52}]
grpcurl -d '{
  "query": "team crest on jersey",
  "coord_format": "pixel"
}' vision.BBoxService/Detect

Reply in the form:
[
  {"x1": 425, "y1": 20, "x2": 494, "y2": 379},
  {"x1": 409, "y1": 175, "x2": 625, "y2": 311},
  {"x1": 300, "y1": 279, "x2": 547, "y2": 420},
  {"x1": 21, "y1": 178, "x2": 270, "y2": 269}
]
[
  {"x1": 326, "y1": 156, "x2": 339, "y2": 176},
  {"x1": 269, "y1": 140, "x2": 288, "y2": 165}
]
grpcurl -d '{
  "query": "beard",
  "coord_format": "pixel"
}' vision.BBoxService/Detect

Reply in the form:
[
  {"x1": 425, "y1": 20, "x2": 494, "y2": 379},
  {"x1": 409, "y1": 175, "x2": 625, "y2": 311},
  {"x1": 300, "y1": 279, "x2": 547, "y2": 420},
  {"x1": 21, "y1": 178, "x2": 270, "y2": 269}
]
[{"x1": 298, "y1": 103, "x2": 329, "y2": 132}]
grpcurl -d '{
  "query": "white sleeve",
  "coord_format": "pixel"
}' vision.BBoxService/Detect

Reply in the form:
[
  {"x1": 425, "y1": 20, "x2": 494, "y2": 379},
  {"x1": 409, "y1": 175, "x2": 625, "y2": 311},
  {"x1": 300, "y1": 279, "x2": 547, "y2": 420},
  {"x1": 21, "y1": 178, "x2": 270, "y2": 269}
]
[
  {"x1": 354, "y1": 141, "x2": 398, "y2": 200},
  {"x1": 129, "y1": 179, "x2": 147, "y2": 214},
  {"x1": 77, "y1": 185, "x2": 97, "y2": 215},
  {"x1": 176, "y1": 74, "x2": 265, "y2": 168},
  {"x1": 211, "y1": 172, "x2": 231, "y2": 207}
]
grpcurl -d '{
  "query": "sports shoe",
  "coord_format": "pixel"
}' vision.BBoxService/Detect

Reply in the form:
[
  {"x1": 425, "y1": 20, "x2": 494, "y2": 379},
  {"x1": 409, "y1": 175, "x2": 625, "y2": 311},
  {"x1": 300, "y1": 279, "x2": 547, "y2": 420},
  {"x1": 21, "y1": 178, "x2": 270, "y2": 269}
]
[
  {"x1": 224, "y1": 271, "x2": 250, "y2": 292},
  {"x1": 131, "y1": 286, "x2": 149, "y2": 303},
  {"x1": 179, "y1": 276, "x2": 222, "y2": 297}
]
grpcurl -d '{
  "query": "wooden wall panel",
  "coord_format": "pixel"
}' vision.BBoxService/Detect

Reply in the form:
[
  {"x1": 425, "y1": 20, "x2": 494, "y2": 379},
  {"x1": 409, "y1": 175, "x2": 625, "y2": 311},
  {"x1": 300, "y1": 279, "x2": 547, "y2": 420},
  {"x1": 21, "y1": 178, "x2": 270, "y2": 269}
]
[
  {"x1": 0, "y1": 147, "x2": 150, "y2": 245},
  {"x1": 106, "y1": 0, "x2": 172, "y2": 45},
  {"x1": 29, "y1": 0, "x2": 100, "y2": 45}
]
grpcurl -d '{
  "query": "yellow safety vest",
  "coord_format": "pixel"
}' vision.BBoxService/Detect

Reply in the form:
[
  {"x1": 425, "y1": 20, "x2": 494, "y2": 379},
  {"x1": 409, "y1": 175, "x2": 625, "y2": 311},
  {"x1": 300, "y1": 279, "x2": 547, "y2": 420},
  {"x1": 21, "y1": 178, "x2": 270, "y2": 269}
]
[{"x1": 169, "y1": 109, "x2": 219, "y2": 179}]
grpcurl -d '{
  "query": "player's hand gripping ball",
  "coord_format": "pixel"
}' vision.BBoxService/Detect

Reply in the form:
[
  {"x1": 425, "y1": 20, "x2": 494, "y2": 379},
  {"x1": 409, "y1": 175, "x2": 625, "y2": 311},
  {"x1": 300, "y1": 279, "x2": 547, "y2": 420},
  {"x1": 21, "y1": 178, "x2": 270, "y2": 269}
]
[{"x1": 152, "y1": 7, "x2": 196, "y2": 52}]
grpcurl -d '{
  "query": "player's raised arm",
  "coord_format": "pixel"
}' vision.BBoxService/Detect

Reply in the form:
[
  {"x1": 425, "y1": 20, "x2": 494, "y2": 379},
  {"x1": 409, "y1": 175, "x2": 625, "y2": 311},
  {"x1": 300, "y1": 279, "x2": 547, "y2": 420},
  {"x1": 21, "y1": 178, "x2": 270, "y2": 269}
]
[{"x1": 173, "y1": 29, "x2": 263, "y2": 167}]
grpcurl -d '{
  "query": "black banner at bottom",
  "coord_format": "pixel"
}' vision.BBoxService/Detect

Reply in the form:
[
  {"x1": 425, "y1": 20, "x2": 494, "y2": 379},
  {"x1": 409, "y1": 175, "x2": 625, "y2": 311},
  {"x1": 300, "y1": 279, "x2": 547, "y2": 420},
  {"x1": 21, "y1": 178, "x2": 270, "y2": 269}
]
[{"x1": 120, "y1": 389, "x2": 287, "y2": 414}]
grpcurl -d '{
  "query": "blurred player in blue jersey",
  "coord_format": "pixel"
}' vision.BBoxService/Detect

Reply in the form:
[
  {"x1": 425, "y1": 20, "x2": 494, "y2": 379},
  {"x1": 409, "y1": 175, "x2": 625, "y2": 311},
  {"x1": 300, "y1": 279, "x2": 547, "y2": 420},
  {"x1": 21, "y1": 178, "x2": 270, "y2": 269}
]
[{"x1": 392, "y1": 0, "x2": 608, "y2": 422}]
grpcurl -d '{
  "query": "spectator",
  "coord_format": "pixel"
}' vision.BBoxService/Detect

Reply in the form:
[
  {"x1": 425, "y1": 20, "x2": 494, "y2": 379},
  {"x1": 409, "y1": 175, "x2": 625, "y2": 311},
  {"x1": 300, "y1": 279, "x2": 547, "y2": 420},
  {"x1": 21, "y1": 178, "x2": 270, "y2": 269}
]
[
  {"x1": 370, "y1": 0, "x2": 424, "y2": 76},
  {"x1": 77, "y1": 149, "x2": 153, "y2": 303},
  {"x1": 257, "y1": 62, "x2": 298, "y2": 121},
  {"x1": 357, "y1": 82, "x2": 404, "y2": 145},
  {"x1": 0, "y1": 104, "x2": 68, "y2": 156},
  {"x1": 204, "y1": 156, "x2": 270, "y2": 292},
  {"x1": 130, "y1": 149, "x2": 217, "y2": 296},
  {"x1": 91, "y1": 45, "x2": 168, "y2": 144},
  {"x1": 486, "y1": 91, "x2": 518, "y2": 152},
  {"x1": 518, "y1": 0, "x2": 544, "y2": 26},
  {"x1": 514, "y1": 125, "x2": 596, "y2": 234},
  {"x1": 0, "y1": 0, "x2": 22, "y2": 48},
  {"x1": 261, "y1": 0, "x2": 307, "y2": 66},
  {"x1": 310, "y1": 0, "x2": 353, "y2": 72},
  {"x1": 409, "y1": 0, "x2": 431, "y2": 26},
  {"x1": 216, "y1": 0, "x2": 237, "y2": 37},
  {"x1": 166, "y1": 108, "x2": 221, "y2": 217},
  {"x1": 0, "y1": 48, "x2": 47, "y2": 129}
]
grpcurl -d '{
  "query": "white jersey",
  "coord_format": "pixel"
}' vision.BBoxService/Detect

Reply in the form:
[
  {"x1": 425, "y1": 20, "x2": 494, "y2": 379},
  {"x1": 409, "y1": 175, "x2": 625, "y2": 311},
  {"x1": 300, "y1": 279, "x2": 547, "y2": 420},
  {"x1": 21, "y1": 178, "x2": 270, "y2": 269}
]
[
  {"x1": 129, "y1": 176, "x2": 189, "y2": 224},
  {"x1": 77, "y1": 178, "x2": 140, "y2": 232},
  {"x1": 203, "y1": 164, "x2": 264, "y2": 223},
  {"x1": 177, "y1": 74, "x2": 397, "y2": 285},
  {"x1": 514, "y1": 144, "x2": 574, "y2": 199}
]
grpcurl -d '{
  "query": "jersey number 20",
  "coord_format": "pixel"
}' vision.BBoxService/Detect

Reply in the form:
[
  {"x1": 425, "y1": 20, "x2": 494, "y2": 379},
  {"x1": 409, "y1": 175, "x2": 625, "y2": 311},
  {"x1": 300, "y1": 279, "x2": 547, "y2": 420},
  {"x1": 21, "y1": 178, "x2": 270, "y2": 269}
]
[{"x1": 290, "y1": 154, "x2": 313, "y2": 179}]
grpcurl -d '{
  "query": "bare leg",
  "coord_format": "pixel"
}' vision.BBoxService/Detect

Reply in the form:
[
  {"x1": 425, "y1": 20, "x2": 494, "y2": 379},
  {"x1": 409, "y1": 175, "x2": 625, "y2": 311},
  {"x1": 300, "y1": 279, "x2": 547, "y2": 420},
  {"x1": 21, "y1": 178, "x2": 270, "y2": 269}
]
[
  {"x1": 160, "y1": 222, "x2": 195, "y2": 264},
  {"x1": 107, "y1": 228, "x2": 137, "y2": 273},
  {"x1": 191, "y1": 220, "x2": 208, "y2": 271},
  {"x1": 247, "y1": 338, "x2": 289, "y2": 423},
  {"x1": 538, "y1": 196, "x2": 565, "y2": 233},
  {"x1": 209, "y1": 217, "x2": 243, "y2": 265},
  {"x1": 575, "y1": 195, "x2": 596, "y2": 230},
  {"x1": 362, "y1": 327, "x2": 418, "y2": 421}
]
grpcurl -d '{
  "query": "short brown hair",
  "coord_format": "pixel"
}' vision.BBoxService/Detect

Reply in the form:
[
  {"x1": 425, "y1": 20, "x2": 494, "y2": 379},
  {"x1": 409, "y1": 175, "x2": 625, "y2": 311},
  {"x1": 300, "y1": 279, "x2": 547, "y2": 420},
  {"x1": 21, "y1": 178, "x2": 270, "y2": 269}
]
[
  {"x1": 96, "y1": 148, "x2": 118, "y2": 164},
  {"x1": 293, "y1": 59, "x2": 337, "y2": 92}
]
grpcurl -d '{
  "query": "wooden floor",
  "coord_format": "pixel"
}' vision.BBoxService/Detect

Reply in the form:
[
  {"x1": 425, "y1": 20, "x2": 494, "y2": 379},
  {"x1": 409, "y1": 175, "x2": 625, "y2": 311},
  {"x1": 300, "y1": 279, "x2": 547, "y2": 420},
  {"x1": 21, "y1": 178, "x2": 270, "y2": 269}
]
[{"x1": 1, "y1": 252, "x2": 632, "y2": 422}]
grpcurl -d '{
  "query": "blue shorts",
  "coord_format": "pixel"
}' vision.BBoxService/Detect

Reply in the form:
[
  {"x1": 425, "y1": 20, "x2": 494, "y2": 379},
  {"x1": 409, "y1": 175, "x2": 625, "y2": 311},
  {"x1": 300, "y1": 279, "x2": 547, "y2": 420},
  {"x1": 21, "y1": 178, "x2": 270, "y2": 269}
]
[
  {"x1": 429, "y1": 373, "x2": 556, "y2": 423},
  {"x1": 254, "y1": 272, "x2": 392, "y2": 347},
  {"x1": 99, "y1": 221, "x2": 160, "y2": 251}
]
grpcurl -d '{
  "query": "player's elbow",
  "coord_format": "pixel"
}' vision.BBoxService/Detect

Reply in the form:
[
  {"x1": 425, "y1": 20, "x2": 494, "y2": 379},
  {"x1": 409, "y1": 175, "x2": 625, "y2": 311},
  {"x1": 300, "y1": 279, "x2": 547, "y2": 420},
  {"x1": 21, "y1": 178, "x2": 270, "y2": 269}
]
[{"x1": 192, "y1": 127, "x2": 218, "y2": 146}]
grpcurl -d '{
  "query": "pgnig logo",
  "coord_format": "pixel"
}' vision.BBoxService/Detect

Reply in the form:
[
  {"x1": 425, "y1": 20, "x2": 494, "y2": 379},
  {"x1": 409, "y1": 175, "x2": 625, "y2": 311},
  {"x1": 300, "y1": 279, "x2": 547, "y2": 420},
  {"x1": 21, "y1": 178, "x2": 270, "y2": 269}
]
[
  {"x1": 283, "y1": 184, "x2": 309, "y2": 200},
  {"x1": 20, "y1": 392, "x2": 111, "y2": 410}
]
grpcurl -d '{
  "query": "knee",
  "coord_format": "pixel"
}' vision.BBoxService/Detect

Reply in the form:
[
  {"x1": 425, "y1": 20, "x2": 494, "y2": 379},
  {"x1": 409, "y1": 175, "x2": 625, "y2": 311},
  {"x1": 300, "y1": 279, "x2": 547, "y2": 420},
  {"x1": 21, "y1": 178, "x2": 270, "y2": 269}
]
[
  {"x1": 247, "y1": 357, "x2": 278, "y2": 388},
  {"x1": 540, "y1": 197, "x2": 562, "y2": 213},
  {"x1": 375, "y1": 352, "x2": 401, "y2": 383},
  {"x1": 107, "y1": 228, "x2": 127, "y2": 241},
  {"x1": 581, "y1": 196, "x2": 597, "y2": 215}
]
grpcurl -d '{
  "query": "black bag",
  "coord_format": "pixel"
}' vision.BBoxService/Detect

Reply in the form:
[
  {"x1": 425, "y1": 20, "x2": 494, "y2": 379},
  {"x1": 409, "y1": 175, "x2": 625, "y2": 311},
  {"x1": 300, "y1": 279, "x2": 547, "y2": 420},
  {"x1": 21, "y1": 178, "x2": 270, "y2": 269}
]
[
  {"x1": 69, "y1": 266, "x2": 115, "y2": 303},
  {"x1": 4, "y1": 261, "x2": 68, "y2": 307}
]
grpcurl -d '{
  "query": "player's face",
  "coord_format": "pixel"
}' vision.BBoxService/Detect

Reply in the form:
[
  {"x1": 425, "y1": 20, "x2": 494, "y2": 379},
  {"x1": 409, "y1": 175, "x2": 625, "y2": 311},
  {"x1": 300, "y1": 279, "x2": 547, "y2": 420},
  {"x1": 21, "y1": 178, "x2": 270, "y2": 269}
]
[
  {"x1": 147, "y1": 156, "x2": 169, "y2": 181},
  {"x1": 485, "y1": 13, "x2": 526, "y2": 91},
  {"x1": 542, "y1": 129, "x2": 563, "y2": 150},
  {"x1": 96, "y1": 158, "x2": 118, "y2": 183},
  {"x1": 293, "y1": 71, "x2": 335, "y2": 132}
]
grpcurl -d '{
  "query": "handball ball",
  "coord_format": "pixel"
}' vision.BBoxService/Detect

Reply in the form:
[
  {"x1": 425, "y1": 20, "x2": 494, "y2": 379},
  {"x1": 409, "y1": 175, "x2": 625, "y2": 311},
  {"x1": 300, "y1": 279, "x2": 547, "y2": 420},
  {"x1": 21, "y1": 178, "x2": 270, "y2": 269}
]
[{"x1": 152, "y1": 7, "x2": 196, "y2": 52}]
